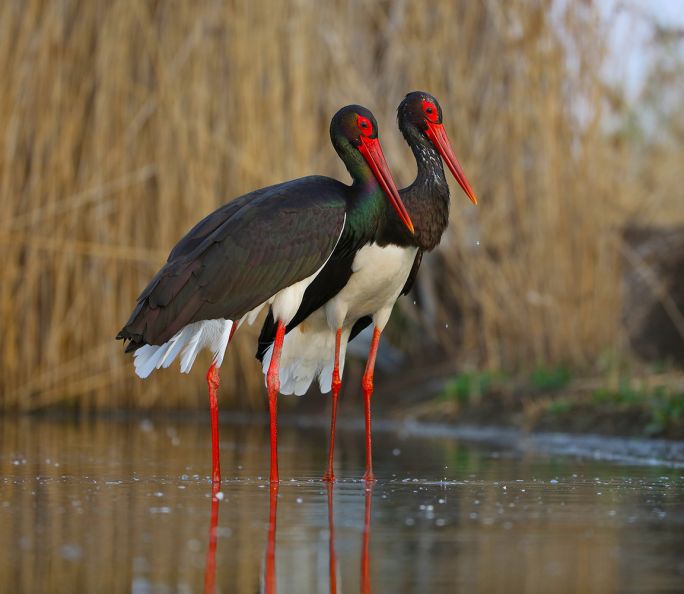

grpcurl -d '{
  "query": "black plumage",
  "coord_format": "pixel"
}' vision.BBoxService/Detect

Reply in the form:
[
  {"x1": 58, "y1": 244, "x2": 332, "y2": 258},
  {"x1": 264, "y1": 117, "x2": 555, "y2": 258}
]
[
  {"x1": 118, "y1": 177, "x2": 348, "y2": 351},
  {"x1": 257, "y1": 91, "x2": 455, "y2": 362},
  {"x1": 115, "y1": 103, "x2": 416, "y2": 485}
]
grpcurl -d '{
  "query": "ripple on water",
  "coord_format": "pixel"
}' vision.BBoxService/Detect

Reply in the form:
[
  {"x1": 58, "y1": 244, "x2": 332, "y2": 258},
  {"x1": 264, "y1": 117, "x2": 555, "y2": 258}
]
[{"x1": 0, "y1": 416, "x2": 683, "y2": 593}]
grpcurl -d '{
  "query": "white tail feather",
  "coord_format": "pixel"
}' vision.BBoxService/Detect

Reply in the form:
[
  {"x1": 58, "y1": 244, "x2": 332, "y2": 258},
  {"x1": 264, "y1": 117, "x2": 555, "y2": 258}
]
[
  {"x1": 133, "y1": 319, "x2": 233, "y2": 379},
  {"x1": 134, "y1": 344, "x2": 166, "y2": 379},
  {"x1": 160, "y1": 327, "x2": 192, "y2": 369},
  {"x1": 179, "y1": 329, "x2": 203, "y2": 373},
  {"x1": 212, "y1": 321, "x2": 233, "y2": 367}
]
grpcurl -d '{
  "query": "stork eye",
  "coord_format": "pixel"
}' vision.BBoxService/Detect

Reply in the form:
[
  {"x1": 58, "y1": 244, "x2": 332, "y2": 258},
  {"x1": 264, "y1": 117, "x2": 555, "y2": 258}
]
[
  {"x1": 357, "y1": 115, "x2": 373, "y2": 136},
  {"x1": 421, "y1": 99, "x2": 439, "y2": 123}
]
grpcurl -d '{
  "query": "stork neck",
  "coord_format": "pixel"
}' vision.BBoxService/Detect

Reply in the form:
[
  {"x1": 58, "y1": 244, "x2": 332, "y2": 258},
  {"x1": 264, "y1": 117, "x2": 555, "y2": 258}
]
[
  {"x1": 341, "y1": 146, "x2": 393, "y2": 223},
  {"x1": 330, "y1": 136, "x2": 396, "y2": 242},
  {"x1": 410, "y1": 137, "x2": 448, "y2": 191},
  {"x1": 350, "y1": 179, "x2": 390, "y2": 222},
  {"x1": 395, "y1": 133, "x2": 451, "y2": 251}
]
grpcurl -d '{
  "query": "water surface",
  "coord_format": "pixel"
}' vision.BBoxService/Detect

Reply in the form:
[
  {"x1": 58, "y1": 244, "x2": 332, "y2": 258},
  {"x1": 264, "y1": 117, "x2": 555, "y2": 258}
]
[{"x1": 1, "y1": 415, "x2": 683, "y2": 593}]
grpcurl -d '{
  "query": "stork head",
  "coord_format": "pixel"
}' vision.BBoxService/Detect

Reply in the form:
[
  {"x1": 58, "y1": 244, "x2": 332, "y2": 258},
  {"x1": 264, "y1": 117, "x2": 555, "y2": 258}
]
[{"x1": 398, "y1": 91, "x2": 478, "y2": 206}]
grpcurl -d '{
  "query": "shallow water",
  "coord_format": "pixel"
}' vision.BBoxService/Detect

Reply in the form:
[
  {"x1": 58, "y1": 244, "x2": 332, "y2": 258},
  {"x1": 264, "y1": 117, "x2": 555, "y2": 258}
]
[{"x1": 1, "y1": 415, "x2": 683, "y2": 593}]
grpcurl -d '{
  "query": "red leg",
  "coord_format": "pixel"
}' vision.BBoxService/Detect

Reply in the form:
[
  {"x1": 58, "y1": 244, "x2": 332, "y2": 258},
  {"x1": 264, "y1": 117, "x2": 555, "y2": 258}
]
[
  {"x1": 327, "y1": 483, "x2": 338, "y2": 594},
  {"x1": 267, "y1": 322, "x2": 286, "y2": 483},
  {"x1": 203, "y1": 481, "x2": 221, "y2": 594},
  {"x1": 324, "y1": 328, "x2": 343, "y2": 482},
  {"x1": 361, "y1": 484, "x2": 373, "y2": 594},
  {"x1": 206, "y1": 363, "x2": 221, "y2": 484},
  {"x1": 204, "y1": 323, "x2": 237, "y2": 484},
  {"x1": 362, "y1": 327, "x2": 381, "y2": 482},
  {"x1": 265, "y1": 484, "x2": 279, "y2": 594}
]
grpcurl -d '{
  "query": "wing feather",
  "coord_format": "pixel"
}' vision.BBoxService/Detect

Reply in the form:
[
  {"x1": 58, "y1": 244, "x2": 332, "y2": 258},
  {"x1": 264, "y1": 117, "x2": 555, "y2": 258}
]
[{"x1": 118, "y1": 176, "x2": 348, "y2": 348}]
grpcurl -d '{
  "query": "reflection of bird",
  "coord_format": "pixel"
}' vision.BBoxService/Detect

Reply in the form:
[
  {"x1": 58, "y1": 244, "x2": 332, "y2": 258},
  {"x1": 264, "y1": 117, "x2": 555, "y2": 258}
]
[
  {"x1": 265, "y1": 485, "x2": 279, "y2": 594},
  {"x1": 361, "y1": 485, "x2": 374, "y2": 594},
  {"x1": 203, "y1": 482, "x2": 221, "y2": 594},
  {"x1": 117, "y1": 105, "x2": 412, "y2": 484},
  {"x1": 327, "y1": 484, "x2": 338, "y2": 594},
  {"x1": 258, "y1": 92, "x2": 477, "y2": 481},
  {"x1": 262, "y1": 483, "x2": 372, "y2": 593}
]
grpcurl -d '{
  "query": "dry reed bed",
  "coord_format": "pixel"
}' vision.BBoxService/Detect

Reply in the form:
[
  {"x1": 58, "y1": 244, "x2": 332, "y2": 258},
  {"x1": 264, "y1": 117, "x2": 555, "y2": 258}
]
[{"x1": 0, "y1": 0, "x2": 679, "y2": 410}]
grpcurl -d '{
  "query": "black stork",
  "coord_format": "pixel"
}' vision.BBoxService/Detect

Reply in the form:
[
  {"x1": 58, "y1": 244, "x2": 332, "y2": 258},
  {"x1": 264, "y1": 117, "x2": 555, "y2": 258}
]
[
  {"x1": 116, "y1": 105, "x2": 414, "y2": 484},
  {"x1": 257, "y1": 91, "x2": 477, "y2": 481}
]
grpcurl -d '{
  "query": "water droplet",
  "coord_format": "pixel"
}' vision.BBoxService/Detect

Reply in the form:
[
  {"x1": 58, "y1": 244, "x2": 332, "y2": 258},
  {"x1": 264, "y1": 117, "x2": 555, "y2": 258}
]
[
  {"x1": 296, "y1": 497, "x2": 303, "y2": 504},
  {"x1": 392, "y1": 448, "x2": 401, "y2": 456},
  {"x1": 549, "y1": 479, "x2": 558, "y2": 485},
  {"x1": 215, "y1": 491, "x2": 224, "y2": 501}
]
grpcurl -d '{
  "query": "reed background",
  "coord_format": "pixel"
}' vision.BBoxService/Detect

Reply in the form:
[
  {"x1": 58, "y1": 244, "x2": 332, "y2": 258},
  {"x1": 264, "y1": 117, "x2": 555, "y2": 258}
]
[{"x1": 1, "y1": 0, "x2": 683, "y2": 411}]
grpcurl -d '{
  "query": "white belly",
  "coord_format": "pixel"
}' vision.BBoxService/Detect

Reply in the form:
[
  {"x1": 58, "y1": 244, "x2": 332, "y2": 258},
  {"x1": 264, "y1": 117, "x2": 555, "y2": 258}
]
[
  {"x1": 326, "y1": 243, "x2": 418, "y2": 331},
  {"x1": 260, "y1": 242, "x2": 417, "y2": 395}
]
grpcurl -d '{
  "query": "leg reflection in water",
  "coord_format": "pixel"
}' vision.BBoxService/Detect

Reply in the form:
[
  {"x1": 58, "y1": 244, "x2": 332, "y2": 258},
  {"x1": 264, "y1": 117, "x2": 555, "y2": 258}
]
[
  {"x1": 361, "y1": 484, "x2": 373, "y2": 594},
  {"x1": 327, "y1": 484, "x2": 338, "y2": 594},
  {"x1": 204, "y1": 482, "x2": 221, "y2": 594},
  {"x1": 260, "y1": 483, "x2": 372, "y2": 594},
  {"x1": 264, "y1": 485, "x2": 279, "y2": 594}
]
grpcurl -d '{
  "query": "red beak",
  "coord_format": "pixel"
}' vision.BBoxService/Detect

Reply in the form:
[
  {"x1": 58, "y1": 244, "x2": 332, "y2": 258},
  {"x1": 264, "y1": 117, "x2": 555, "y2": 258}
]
[
  {"x1": 358, "y1": 136, "x2": 415, "y2": 235},
  {"x1": 425, "y1": 122, "x2": 478, "y2": 206}
]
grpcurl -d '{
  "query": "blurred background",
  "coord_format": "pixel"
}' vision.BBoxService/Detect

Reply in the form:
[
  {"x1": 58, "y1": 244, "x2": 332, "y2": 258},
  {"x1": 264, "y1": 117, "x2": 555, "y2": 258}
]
[{"x1": 1, "y1": 0, "x2": 683, "y2": 432}]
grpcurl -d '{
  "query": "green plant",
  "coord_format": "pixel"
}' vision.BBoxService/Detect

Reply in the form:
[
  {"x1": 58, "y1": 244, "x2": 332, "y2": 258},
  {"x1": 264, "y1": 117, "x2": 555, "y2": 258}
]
[
  {"x1": 546, "y1": 399, "x2": 574, "y2": 415},
  {"x1": 529, "y1": 366, "x2": 572, "y2": 392},
  {"x1": 646, "y1": 390, "x2": 684, "y2": 436},
  {"x1": 443, "y1": 371, "x2": 500, "y2": 406}
]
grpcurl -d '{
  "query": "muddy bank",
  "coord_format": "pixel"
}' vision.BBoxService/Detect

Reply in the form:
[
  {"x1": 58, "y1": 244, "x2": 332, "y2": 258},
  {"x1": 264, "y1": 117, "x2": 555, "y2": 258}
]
[{"x1": 367, "y1": 366, "x2": 684, "y2": 441}]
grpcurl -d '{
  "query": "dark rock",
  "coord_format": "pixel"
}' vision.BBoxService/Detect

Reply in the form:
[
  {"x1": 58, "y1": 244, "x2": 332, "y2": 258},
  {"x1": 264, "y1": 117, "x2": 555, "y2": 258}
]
[{"x1": 622, "y1": 225, "x2": 684, "y2": 366}]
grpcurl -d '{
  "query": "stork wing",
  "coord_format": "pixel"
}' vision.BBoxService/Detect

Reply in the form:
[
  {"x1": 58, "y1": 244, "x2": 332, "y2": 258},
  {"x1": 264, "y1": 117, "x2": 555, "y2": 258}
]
[{"x1": 118, "y1": 176, "x2": 348, "y2": 348}]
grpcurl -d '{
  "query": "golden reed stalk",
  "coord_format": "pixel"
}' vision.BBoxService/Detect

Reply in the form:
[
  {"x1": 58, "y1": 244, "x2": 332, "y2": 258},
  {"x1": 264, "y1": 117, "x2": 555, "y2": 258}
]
[{"x1": 1, "y1": 0, "x2": 680, "y2": 410}]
